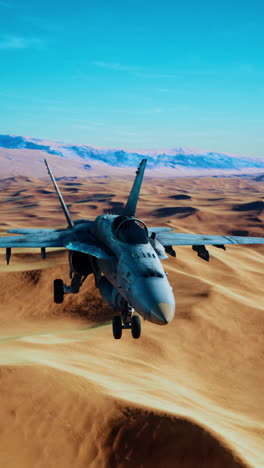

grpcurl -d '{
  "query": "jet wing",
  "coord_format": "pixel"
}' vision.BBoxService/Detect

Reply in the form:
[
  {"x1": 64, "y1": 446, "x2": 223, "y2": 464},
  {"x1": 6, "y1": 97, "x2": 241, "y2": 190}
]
[
  {"x1": 149, "y1": 227, "x2": 173, "y2": 234},
  {"x1": 156, "y1": 231, "x2": 264, "y2": 246},
  {"x1": 0, "y1": 230, "x2": 72, "y2": 248},
  {"x1": 7, "y1": 228, "x2": 62, "y2": 235},
  {"x1": 0, "y1": 229, "x2": 113, "y2": 259},
  {"x1": 7, "y1": 221, "x2": 94, "y2": 236}
]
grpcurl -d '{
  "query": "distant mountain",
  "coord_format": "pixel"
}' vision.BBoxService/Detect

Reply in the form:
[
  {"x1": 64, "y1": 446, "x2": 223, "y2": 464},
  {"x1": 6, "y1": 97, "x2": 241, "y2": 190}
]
[{"x1": 0, "y1": 134, "x2": 264, "y2": 173}]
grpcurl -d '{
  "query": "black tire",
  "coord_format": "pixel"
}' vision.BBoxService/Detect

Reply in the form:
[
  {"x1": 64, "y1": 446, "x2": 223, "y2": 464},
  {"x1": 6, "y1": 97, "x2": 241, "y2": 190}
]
[
  {"x1": 112, "y1": 315, "x2": 122, "y2": 339},
  {"x1": 54, "y1": 279, "x2": 64, "y2": 304},
  {"x1": 131, "y1": 315, "x2": 141, "y2": 339}
]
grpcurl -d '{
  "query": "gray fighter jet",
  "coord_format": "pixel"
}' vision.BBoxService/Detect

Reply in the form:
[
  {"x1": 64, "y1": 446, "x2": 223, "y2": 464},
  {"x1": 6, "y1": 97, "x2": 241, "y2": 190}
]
[{"x1": 1, "y1": 159, "x2": 264, "y2": 339}]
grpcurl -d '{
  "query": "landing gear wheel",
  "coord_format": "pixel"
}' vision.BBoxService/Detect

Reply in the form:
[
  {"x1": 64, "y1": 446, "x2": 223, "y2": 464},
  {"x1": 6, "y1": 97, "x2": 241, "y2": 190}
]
[
  {"x1": 112, "y1": 315, "x2": 122, "y2": 339},
  {"x1": 54, "y1": 279, "x2": 64, "y2": 304},
  {"x1": 131, "y1": 315, "x2": 141, "y2": 339}
]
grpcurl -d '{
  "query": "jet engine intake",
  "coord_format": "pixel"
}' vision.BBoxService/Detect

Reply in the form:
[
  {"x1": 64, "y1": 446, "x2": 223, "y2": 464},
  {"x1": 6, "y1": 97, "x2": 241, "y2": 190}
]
[
  {"x1": 69, "y1": 250, "x2": 94, "y2": 276},
  {"x1": 149, "y1": 235, "x2": 168, "y2": 260}
]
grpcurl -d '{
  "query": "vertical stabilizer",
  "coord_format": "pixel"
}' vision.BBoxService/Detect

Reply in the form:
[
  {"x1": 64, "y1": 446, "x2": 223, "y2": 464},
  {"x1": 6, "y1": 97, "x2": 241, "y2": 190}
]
[
  {"x1": 44, "y1": 159, "x2": 74, "y2": 229},
  {"x1": 123, "y1": 159, "x2": 147, "y2": 217}
]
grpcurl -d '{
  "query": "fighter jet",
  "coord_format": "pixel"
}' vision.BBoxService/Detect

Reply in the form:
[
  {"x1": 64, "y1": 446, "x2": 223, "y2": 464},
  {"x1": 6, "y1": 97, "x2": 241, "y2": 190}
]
[{"x1": 1, "y1": 159, "x2": 264, "y2": 339}]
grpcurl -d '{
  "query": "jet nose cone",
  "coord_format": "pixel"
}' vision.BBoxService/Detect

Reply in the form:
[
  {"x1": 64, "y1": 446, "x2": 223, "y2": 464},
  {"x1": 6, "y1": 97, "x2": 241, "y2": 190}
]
[
  {"x1": 128, "y1": 277, "x2": 175, "y2": 325},
  {"x1": 151, "y1": 302, "x2": 175, "y2": 325}
]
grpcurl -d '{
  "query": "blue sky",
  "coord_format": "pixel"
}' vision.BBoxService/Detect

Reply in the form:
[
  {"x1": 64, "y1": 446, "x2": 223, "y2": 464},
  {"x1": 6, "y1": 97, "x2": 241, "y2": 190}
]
[{"x1": 0, "y1": 0, "x2": 263, "y2": 156}]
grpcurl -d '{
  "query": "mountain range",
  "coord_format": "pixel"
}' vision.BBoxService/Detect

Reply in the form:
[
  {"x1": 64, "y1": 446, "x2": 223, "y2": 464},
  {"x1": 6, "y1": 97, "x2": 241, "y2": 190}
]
[{"x1": 0, "y1": 134, "x2": 264, "y2": 177}]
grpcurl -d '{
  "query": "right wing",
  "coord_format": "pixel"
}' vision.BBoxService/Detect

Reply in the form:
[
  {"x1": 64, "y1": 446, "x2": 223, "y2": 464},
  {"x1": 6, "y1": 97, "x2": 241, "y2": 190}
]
[
  {"x1": 7, "y1": 228, "x2": 61, "y2": 235},
  {"x1": 0, "y1": 230, "x2": 71, "y2": 248},
  {"x1": 0, "y1": 159, "x2": 113, "y2": 260},
  {"x1": 0, "y1": 229, "x2": 112, "y2": 260}
]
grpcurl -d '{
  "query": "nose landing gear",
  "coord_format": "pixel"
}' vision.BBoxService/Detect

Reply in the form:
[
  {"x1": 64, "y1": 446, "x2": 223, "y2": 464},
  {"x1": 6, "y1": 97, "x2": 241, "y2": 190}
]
[
  {"x1": 112, "y1": 303, "x2": 141, "y2": 339},
  {"x1": 131, "y1": 315, "x2": 141, "y2": 339},
  {"x1": 112, "y1": 315, "x2": 123, "y2": 339}
]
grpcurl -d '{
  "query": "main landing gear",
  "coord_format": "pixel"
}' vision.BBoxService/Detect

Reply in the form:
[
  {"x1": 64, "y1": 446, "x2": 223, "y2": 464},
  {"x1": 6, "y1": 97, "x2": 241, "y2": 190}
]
[
  {"x1": 54, "y1": 279, "x2": 64, "y2": 304},
  {"x1": 53, "y1": 273, "x2": 87, "y2": 304},
  {"x1": 112, "y1": 303, "x2": 141, "y2": 340},
  {"x1": 54, "y1": 273, "x2": 141, "y2": 340}
]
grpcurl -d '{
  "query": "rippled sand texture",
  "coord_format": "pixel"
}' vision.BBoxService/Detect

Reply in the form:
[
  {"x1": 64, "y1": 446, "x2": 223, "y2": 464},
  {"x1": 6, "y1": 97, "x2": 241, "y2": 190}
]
[{"x1": 0, "y1": 173, "x2": 263, "y2": 468}]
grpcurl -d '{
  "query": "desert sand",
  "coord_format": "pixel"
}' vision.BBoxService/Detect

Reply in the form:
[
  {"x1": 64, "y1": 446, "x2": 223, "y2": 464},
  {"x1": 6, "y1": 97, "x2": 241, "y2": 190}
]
[{"x1": 0, "y1": 172, "x2": 263, "y2": 468}]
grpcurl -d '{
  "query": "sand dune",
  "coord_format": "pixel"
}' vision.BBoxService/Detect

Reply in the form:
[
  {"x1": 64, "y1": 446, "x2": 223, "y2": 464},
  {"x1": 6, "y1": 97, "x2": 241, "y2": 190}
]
[
  {"x1": 169, "y1": 194, "x2": 192, "y2": 200},
  {"x1": 152, "y1": 206, "x2": 198, "y2": 218},
  {"x1": 232, "y1": 201, "x2": 264, "y2": 212},
  {"x1": 0, "y1": 175, "x2": 263, "y2": 467}
]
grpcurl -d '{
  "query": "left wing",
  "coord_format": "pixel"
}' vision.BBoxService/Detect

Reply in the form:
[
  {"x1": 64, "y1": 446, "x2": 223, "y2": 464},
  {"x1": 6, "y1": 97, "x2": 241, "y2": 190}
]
[
  {"x1": 156, "y1": 231, "x2": 264, "y2": 246},
  {"x1": 156, "y1": 232, "x2": 264, "y2": 247},
  {"x1": 148, "y1": 227, "x2": 173, "y2": 235},
  {"x1": 154, "y1": 231, "x2": 264, "y2": 261}
]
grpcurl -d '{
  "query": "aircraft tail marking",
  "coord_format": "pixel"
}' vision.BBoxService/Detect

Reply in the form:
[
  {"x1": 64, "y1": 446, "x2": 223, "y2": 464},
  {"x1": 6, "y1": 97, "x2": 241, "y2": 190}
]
[
  {"x1": 123, "y1": 159, "x2": 147, "y2": 217},
  {"x1": 44, "y1": 159, "x2": 74, "y2": 229}
]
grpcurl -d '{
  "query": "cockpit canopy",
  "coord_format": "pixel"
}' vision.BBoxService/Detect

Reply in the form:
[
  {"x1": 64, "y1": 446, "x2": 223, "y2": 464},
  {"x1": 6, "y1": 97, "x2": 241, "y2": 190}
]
[{"x1": 113, "y1": 216, "x2": 148, "y2": 245}]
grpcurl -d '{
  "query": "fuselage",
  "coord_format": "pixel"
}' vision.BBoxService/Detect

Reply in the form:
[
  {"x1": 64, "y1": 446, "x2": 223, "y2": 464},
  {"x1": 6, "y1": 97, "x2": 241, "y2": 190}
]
[{"x1": 94, "y1": 214, "x2": 175, "y2": 325}]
